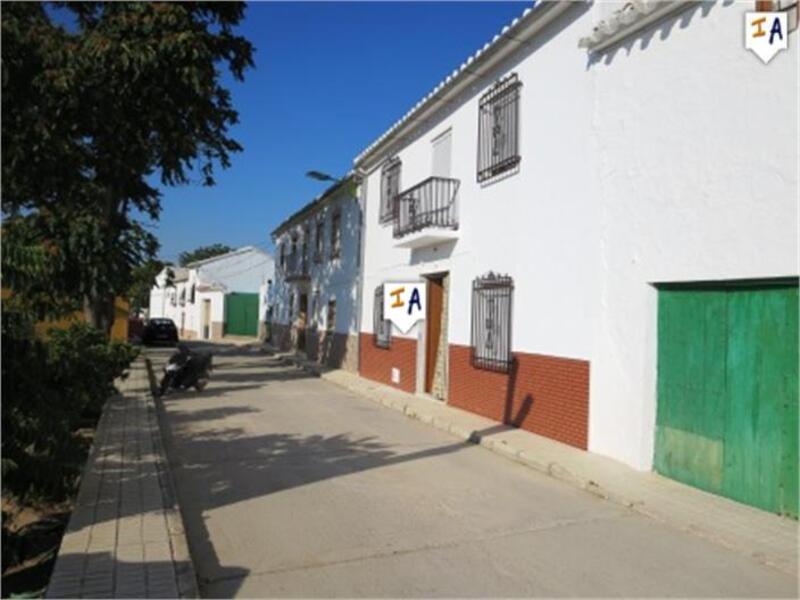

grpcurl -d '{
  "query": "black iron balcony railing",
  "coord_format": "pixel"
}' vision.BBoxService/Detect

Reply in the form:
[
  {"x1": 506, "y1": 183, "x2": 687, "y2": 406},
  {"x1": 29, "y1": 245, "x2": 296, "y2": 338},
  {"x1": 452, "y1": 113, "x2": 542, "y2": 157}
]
[
  {"x1": 393, "y1": 176, "x2": 459, "y2": 239},
  {"x1": 283, "y1": 252, "x2": 309, "y2": 281}
]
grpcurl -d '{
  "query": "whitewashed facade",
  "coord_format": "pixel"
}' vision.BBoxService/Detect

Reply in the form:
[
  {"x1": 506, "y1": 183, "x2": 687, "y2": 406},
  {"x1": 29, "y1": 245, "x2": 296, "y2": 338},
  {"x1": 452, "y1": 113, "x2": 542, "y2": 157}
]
[
  {"x1": 355, "y1": 0, "x2": 798, "y2": 472},
  {"x1": 270, "y1": 177, "x2": 362, "y2": 371},
  {"x1": 149, "y1": 246, "x2": 274, "y2": 340}
]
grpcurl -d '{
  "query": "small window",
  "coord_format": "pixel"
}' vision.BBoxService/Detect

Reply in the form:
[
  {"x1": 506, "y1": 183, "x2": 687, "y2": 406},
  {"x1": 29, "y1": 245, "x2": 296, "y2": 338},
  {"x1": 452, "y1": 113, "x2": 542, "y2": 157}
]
[
  {"x1": 380, "y1": 157, "x2": 401, "y2": 223},
  {"x1": 477, "y1": 73, "x2": 521, "y2": 182},
  {"x1": 280, "y1": 243, "x2": 286, "y2": 271},
  {"x1": 314, "y1": 220, "x2": 324, "y2": 263},
  {"x1": 471, "y1": 273, "x2": 513, "y2": 372},
  {"x1": 373, "y1": 285, "x2": 391, "y2": 348},
  {"x1": 179, "y1": 288, "x2": 186, "y2": 306},
  {"x1": 330, "y1": 210, "x2": 342, "y2": 259},
  {"x1": 326, "y1": 299, "x2": 336, "y2": 332},
  {"x1": 189, "y1": 285, "x2": 196, "y2": 304}
]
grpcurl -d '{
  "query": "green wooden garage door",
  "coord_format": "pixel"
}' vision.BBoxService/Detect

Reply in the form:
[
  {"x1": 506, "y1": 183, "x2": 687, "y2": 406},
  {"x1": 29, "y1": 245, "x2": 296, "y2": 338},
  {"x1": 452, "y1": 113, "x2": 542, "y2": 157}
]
[
  {"x1": 655, "y1": 281, "x2": 798, "y2": 517},
  {"x1": 225, "y1": 293, "x2": 259, "y2": 337}
]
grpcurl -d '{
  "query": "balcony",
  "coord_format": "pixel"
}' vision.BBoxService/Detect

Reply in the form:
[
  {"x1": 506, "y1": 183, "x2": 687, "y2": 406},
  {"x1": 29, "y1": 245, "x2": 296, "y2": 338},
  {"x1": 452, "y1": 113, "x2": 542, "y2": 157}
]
[
  {"x1": 393, "y1": 176, "x2": 460, "y2": 249},
  {"x1": 283, "y1": 252, "x2": 310, "y2": 282}
]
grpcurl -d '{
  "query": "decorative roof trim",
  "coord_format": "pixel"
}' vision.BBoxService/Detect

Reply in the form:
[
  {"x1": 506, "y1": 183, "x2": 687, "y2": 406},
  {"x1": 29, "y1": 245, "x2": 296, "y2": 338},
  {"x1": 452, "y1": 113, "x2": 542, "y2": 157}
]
[
  {"x1": 353, "y1": 1, "x2": 574, "y2": 169},
  {"x1": 578, "y1": 1, "x2": 697, "y2": 53}
]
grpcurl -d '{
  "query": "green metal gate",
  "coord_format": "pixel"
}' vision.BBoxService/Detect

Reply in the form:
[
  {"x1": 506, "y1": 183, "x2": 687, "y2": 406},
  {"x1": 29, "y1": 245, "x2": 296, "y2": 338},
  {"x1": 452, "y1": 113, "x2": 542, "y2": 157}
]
[
  {"x1": 224, "y1": 293, "x2": 259, "y2": 337},
  {"x1": 655, "y1": 280, "x2": 798, "y2": 517}
]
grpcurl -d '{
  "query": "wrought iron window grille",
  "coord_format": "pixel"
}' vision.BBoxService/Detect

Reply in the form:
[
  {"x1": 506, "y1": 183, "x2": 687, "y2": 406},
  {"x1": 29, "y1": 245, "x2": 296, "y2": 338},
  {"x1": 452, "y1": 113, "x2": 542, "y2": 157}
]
[
  {"x1": 330, "y1": 211, "x2": 342, "y2": 259},
  {"x1": 477, "y1": 73, "x2": 521, "y2": 183},
  {"x1": 373, "y1": 285, "x2": 392, "y2": 348},
  {"x1": 380, "y1": 157, "x2": 402, "y2": 224},
  {"x1": 471, "y1": 272, "x2": 514, "y2": 372}
]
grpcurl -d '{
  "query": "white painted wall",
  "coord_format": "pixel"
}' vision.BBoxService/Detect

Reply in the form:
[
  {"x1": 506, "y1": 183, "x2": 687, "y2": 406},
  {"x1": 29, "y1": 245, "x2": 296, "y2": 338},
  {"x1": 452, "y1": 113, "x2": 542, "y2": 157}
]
[
  {"x1": 586, "y1": 2, "x2": 799, "y2": 469},
  {"x1": 355, "y1": 2, "x2": 798, "y2": 471},
  {"x1": 148, "y1": 246, "x2": 274, "y2": 339},
  {"x1": 193, "y1": 246, "x2": 274, "y2": 294},
  {"x1": 272, "y1": 188, "x2": 362, "y2": 336},
  {"x1": 359, "y1": 4, "x2": 599, "y2": 363}
]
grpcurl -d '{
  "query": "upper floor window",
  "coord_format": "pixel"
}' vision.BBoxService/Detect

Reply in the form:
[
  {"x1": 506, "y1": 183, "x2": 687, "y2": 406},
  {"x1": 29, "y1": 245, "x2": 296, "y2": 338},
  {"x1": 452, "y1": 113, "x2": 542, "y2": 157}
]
[
  {"x1": 471, "y1": 272, "x2": 513, "y2": 372},
  {"x1": 373, "y1": 285, "x2": 391, "y2": 348},
  {"x1": 314, "y1": 219, "x2": 324, "y2": 263},
  {"x1": 330, "y1": 210, "x2": 342, "y2": 259},
  {"x1": 279, "y1": 242, "x2": 286, "y2": 271},
  {"x1": 380, "y1": 157, "x2": 402, "y2": 223},
  {"x1": 189, "y1": 285, "x2": 196, "y2": 304},
  {"x1": 326, "y1": 299, "x2": 336, "y2": 332},
  {"x1": 477, "y1": 73, "x2": 521, "y2": 183}
]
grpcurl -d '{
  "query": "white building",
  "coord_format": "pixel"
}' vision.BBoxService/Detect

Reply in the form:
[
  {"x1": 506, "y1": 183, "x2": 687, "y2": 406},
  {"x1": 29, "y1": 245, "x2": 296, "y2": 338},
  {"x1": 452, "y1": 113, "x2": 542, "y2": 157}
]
[
  {"x1": 355, "y1": 1, "x2": 797, "y2": 516},
  {"x1": 269, "y1": 176, "x2": 362, "y2": 371},
  {"x1": 149, "y1": 246, "x2": 275, "y2": 339}
]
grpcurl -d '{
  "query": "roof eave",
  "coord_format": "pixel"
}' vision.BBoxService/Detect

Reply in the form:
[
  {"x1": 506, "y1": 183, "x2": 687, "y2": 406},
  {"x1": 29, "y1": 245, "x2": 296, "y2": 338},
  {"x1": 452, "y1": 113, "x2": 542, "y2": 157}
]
[{"x1": 352, "y1": 1, "x2": 574, "y2": 171}]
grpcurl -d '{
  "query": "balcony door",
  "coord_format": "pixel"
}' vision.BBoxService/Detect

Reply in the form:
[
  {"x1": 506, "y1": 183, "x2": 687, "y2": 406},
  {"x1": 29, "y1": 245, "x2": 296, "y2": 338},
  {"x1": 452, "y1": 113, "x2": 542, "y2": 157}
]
[{"x1": 432, "y1": 129, "x2": 452, "y2": 178}]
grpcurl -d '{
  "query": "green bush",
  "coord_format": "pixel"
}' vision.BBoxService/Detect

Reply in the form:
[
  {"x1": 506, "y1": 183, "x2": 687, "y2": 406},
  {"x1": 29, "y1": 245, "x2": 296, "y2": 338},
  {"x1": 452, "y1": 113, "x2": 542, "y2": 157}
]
[{"x1": 1, "y1": 314, "x2": 138, "y2": 503}]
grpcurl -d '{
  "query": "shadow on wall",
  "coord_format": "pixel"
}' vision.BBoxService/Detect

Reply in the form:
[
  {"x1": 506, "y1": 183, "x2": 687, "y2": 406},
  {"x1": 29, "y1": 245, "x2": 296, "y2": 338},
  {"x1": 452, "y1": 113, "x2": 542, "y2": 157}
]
[{"x1": 586, "y1": 1, "x2": 726, "y2": 68}]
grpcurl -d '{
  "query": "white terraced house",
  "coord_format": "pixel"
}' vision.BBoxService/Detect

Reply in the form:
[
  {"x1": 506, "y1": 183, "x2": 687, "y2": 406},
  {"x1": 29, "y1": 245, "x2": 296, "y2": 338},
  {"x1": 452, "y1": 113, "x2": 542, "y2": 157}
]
[
  {"x1": 354, "y1": 0, "x2": 798, "y2": 516},
  {"x1": 269, "y1": 176, "x2": 363, "y2": 372},
  {"x1": 149, "y1": 245, "x2": 275, "y2": 340}
]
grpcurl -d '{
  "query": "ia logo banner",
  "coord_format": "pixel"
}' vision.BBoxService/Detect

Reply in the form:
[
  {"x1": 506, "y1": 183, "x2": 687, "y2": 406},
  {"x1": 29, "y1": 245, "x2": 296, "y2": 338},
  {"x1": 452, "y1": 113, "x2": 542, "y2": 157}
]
[
  {"x1": 382, "y1": 282, "x2": 426, "y2": 334},
  {"x1": 745, "y1": 11, "x2": 788, "y2": 63}
]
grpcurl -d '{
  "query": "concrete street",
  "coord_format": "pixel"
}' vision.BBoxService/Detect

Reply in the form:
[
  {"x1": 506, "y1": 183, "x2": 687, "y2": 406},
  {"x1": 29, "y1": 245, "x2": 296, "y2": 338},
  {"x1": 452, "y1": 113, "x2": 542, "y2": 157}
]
[{"x1": 151, "y1": 342, "x2": 797, "y2": 598}]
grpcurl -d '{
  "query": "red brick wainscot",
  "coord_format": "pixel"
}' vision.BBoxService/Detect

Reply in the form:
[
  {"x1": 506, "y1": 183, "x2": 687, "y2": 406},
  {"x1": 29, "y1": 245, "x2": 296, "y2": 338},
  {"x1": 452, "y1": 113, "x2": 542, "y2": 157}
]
[
  {"x1": 359, "y1": 333, "x2": 417, "y2": 394},
  {"x1": 448, "y1": 344, "x2": 589, "y2": 450}
]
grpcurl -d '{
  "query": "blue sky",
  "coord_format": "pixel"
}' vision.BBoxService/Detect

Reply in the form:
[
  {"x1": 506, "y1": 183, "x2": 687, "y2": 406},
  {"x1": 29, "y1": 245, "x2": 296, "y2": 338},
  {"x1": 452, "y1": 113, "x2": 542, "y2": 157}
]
[{"x1": 151, "y1": 1, "x2": 529, "y2": 263}]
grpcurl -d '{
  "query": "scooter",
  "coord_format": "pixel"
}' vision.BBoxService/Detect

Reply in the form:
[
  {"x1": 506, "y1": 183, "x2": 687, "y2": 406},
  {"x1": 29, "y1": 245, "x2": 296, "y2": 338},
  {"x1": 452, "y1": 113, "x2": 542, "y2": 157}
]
[{"x1": 159, "y1": 344, "x2": 213, "y2": 396}]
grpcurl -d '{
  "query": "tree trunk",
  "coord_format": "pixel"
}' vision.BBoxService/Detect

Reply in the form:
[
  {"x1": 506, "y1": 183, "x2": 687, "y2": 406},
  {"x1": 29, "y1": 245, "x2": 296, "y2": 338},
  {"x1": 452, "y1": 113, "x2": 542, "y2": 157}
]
[{"x1": 84, "y1": 294, "x2": 115, "y2": 335}]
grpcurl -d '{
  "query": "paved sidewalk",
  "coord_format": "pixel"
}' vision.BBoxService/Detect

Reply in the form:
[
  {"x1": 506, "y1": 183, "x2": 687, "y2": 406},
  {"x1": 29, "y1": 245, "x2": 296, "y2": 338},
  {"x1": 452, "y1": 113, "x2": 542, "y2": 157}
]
[
  {"x1": 272, "y1": 348, "x2": 798, "y2": 577},
  {"x1": 46, "y1": 357, "x2": 197, "y2": 599}
]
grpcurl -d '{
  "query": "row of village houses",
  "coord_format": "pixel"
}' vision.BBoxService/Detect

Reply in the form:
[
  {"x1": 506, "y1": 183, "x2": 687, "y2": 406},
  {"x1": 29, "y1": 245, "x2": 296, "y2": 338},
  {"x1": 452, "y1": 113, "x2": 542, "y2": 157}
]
[{"x1": 153, "y1": 1, "x2": 799, "y2": 517}]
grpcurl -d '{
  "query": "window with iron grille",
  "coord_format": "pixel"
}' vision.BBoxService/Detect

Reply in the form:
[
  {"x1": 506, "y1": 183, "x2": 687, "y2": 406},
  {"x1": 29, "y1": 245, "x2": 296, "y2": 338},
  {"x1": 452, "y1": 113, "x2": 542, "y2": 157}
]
[
  {"x1": 314, "y1": 220, "x2": 324, "y2": 262},
  {"x1": 373, "y1": 285, "x2": 392, "y2": 348},
  {"x1": 330, "y1": 210, "x2": 341, "y2": 259},
  {"x1": 380, "y1": 157, "x2": 401, "y2": 223},
  {"x1": 471, "y1": 273, "x2": 513, "y2": 372},
  {"x1": 326, "y1": 299, "x2": 336, "y2": 332},
  {"x1": 477, "y1": 73, "x2": 521, "y2": 183}
]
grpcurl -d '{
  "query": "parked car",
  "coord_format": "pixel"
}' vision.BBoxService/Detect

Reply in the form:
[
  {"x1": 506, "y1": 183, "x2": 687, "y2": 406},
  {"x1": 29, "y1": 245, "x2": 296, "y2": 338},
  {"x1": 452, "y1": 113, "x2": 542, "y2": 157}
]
[{"x1": 142, "y1": 318, "x2": 179, "y2": 345}]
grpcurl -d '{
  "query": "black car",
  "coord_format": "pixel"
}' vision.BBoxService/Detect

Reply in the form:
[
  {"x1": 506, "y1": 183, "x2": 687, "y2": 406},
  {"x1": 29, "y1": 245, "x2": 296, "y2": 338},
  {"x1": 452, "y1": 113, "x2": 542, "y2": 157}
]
[{"x1": 142, "y1": 318, "x2": 179, "y2": 345}]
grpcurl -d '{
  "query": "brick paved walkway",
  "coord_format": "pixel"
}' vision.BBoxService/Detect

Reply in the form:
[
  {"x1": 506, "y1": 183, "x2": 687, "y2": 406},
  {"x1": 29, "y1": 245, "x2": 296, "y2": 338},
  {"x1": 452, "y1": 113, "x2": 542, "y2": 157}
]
[{"x1": 46, "y1": 358, "x2": 197, "y2": 599}]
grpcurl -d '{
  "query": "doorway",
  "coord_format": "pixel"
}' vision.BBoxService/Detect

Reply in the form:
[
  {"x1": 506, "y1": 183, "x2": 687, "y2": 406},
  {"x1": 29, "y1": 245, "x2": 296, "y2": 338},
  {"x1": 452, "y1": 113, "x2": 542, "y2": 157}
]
[
  {"x1": 297, "y1": 293, "x2": 308, "y2": 352},
  {"x1": 424, "y1": 273, "x2": 449, "y2": 399},
  {"x1": 202, "y1": 299, "x2": 211, "y2": 340}
]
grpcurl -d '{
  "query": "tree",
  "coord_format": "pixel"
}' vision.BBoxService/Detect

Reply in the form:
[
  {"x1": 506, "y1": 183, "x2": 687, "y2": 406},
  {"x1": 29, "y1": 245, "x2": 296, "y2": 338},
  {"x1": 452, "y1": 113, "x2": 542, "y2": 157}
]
[
  {"x1": 127, "y1": 259, "x2": 167, "y2": 314},
  {"x1": 179, "y1": 243, "x2": 234, "y2": 267},
  {"x1": 1, "y1": 2, "x2": 254, "y2": 331}
]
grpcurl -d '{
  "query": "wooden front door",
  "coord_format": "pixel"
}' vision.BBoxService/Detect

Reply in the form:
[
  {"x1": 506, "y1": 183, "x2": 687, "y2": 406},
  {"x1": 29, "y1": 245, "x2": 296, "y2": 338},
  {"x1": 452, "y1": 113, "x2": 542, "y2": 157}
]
[{"x1": 425, "y1": 276, "x2": 444, "y2": 394}]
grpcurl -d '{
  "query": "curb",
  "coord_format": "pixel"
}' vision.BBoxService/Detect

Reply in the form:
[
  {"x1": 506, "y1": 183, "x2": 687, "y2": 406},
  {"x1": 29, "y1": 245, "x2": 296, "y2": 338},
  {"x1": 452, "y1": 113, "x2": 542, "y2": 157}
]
[
  {"x1": 145, "y1": 358, "x2": 200, "y2": 599},
  {"x1": 280, "y1": 354, "x2": 797, "y2": 576}
]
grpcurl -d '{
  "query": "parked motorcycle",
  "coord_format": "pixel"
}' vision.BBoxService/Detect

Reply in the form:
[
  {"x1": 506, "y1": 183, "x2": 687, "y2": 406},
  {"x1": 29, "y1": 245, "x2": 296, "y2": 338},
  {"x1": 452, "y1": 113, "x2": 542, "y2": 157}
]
[{"x1": 159, "y1": 344, "x2": 213, "y2": 396}]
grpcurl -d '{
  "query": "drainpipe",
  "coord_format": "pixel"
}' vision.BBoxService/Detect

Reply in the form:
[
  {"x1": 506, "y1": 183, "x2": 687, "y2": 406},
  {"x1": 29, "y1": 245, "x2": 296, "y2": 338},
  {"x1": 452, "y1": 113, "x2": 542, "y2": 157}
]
[{"x1": 353, "y1": 168, "x2": 368, "y2": 374}]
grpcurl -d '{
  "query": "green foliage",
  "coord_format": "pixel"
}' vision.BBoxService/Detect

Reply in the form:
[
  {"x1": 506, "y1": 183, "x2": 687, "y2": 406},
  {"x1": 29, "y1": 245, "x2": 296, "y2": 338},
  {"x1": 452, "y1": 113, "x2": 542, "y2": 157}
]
[
  {"x1": 1, "y1": 315, "x2": 138, "y2": 503},
  {"x1": 179, "y1": 243, "x2": 234, "y2": 267},
  {"x1": 1, "y1": 2, "x2": 254, "y2": 330}
]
